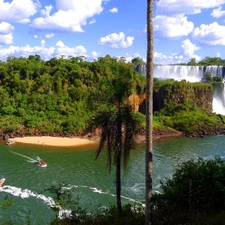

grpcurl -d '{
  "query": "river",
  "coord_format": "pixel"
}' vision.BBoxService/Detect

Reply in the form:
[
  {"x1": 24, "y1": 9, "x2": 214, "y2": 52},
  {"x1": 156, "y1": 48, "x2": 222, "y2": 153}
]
[{"x1": 0, "y1": 135, "x2": 225, "y2": 224}]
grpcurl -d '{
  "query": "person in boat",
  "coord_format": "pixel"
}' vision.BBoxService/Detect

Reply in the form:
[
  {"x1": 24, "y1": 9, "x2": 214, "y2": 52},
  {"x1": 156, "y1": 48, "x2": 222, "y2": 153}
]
[
  {"x1": 36, "y1": 156, "x2": 41, "y2": 161},
  {"x1": 36, "y1": 156, "x2": 47, "y2": 167},
  {"x1": 39, "y1": 160, "x2": 45, "y2": 165},
  {"x1": 37, "y1": 157, "x2": 46, "y2": 165}
]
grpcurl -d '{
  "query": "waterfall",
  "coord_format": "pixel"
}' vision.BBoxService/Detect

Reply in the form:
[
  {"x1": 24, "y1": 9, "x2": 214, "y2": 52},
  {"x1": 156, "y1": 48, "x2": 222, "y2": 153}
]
[
  {"x1": 135, "y1": 65, "x2": 225, "y2": 81},
  {"x1": 153, "y1": 65, "x2": 225, "y2": 82},
  {"x1": 135, "y1": 65, "x2": 225, "y2": 115}
]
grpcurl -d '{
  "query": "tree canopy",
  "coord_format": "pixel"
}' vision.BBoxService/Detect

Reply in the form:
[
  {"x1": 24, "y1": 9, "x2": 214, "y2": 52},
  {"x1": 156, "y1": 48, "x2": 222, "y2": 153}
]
[{"x1": 0, "y1": 55, "x2": 146, "y2": 135}]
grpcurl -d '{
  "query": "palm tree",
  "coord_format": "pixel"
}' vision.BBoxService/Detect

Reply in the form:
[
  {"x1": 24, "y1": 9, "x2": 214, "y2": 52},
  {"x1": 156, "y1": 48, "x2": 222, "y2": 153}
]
[
  {"x1": 92, "y1": 104, "x2": 140, "y2": 212},
  {"x1": 145, "y1": 0, "x2": 154, "y2": 224},
  {"x1": 86, "y1": 59, "x2": 144, "y2": 212}
]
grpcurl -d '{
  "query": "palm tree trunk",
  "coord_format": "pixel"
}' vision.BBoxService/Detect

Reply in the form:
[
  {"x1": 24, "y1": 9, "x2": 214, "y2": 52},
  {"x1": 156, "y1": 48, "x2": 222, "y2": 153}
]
[
  {"x1": 116, "y1": 108, "x2": 122, "y2": 213},
  {"x1": 145, "y1": 0, "x2": 154, "y2": 224},
  {"x1": 116, "y1": 154, "x2": 122, "y2": 213}
]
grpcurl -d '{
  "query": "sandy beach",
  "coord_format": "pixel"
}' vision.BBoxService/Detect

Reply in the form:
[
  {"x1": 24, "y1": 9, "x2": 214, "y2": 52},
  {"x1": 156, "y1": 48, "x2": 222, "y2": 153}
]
[
  {"x1": 10, "y1": 136, "x2": 98, "y2": 147},
  {"x1": 6, "y1": 129, "x2": 183, "y2": 147}
]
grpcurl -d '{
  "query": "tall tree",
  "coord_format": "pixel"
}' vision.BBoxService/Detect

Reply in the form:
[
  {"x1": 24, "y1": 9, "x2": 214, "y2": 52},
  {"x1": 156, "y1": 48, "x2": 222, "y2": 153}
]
[
  {"x1": 145, "y1": 0, "x2": 154, "y2": 224},
  {"x1": 91, "y1": 104, "x2": 139, "y2": 212},
  {"x1": 86, "y1": 58, "x2": 144, "y2": 212}
]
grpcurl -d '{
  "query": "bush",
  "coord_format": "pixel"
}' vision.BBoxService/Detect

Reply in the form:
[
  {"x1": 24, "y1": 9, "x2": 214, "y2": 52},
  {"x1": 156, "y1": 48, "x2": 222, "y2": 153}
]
[{"x1": 153, "y1": 157, "x2": 225, "y2": 224}]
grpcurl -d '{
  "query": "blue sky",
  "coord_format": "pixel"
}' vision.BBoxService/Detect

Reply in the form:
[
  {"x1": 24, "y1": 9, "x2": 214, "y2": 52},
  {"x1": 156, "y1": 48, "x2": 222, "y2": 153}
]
[{"x1": 0, "y1": 0, "x2": 225, "y2": 64}]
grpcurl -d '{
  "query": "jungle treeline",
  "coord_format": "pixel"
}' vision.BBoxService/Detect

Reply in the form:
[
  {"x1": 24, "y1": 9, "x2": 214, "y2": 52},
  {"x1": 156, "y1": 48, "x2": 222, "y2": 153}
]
[
  {"x1": 1, "y1": 54, "x2": 225, "y2": 137},
  {"x1": 0, "y1": 55, "x2": 146, "y2": 135}
]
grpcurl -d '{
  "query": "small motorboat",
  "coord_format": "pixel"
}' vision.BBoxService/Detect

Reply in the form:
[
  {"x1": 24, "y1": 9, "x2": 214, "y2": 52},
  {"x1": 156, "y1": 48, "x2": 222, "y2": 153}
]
[
  {"x1": 0, "y1": 178, "x2": 6, "y2": 187},
  {"x1": 36, "y1": 156, "x2": 47, "y2": 167},
  {"x1": 6, "y1": 139, "x2": 16, "y2": 145}
]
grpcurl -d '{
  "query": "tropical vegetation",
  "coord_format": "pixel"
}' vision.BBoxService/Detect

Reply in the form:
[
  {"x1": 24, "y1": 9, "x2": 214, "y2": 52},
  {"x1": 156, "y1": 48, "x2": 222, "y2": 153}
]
[
  {"x1": 0, "y1": 55, "x2": 146, "y2": 136},
  {"x1": 84, "y1": 62, "x2": 144, "y2": 213},
  {"x1": 0, "y1": 55, "x2": 225, "y2": 138},
  {"x1": 47, "y1": 157, "x2": 225, "y2": 224},
  {"x1": 1, "y1": 54, "x2": 225, "y2": 224},
  {"x1": 12, "y1": 157, "x2": 225, "y2": 225}
]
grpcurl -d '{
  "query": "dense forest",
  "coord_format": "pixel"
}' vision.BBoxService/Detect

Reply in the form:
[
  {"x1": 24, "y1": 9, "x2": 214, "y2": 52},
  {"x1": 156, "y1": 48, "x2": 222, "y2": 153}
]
[
  {"x1": 0, "y1": 55, "x2": 146, "y2": 137},
  {"x1": 1, "y1": 55, "x2": 225, "y2": 139},
  {"x1": 179, "y1": 56, "x2": 225, "y2": 66}
]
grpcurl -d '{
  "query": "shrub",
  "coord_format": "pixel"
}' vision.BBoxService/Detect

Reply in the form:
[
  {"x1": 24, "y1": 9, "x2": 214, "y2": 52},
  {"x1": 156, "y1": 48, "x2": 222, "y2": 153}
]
[{"x1": 153, "y1": 157, "x2": 225, "y2": 224}]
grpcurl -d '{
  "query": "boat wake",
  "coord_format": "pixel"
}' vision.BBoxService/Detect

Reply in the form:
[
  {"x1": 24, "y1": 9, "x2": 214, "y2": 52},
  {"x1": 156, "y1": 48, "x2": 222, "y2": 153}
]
[
  {"x1": 10, "y1": 151, "x2": 38, "y2": 163},
  {"x1": 0, "y1": 185, "x2": 71, "y2": 219},
  {"x1": 62, "y1": 184, "x2": 145, "y2": 207},
  {"x1": 0, "y1": 183, "x2": 144, "y2": 221}
]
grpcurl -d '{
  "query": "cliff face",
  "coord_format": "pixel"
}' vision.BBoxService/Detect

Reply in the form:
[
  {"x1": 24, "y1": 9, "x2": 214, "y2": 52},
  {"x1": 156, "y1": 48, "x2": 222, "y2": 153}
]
[
  {"x1": 137, "y1": 81, "x2": 213, "y2": 115},
  {"x1": 128, "y1": 93, "x2": 146, "y2": 112}
]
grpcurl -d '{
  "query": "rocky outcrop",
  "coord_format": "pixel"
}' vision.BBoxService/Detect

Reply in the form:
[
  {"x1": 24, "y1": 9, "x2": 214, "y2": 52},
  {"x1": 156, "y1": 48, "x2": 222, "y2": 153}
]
[{"x1": 138, "y1": 81, "x2": 213, "y2": 115}]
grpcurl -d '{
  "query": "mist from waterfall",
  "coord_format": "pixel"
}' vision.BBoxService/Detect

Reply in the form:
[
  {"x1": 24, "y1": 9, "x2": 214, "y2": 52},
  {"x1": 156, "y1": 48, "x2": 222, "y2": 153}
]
[{"x1": 152, "y1": 65, "x2": 225, "y2": 115}]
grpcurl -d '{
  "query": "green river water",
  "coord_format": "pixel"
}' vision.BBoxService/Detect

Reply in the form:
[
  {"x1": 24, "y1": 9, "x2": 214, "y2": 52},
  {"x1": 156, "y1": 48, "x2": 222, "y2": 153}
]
[{"x1": 0, "y1": 135, "x2": 225, "y2": 224}]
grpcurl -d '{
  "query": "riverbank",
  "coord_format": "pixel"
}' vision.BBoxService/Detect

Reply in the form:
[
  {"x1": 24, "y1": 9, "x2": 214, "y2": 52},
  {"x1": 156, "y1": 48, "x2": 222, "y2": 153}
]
[
  {"x1": 9, "y1": 136, "x2": 97, "y2": 147},
  {"x1": 6, "y1": 129, "x2": 184, "y2": 147}
]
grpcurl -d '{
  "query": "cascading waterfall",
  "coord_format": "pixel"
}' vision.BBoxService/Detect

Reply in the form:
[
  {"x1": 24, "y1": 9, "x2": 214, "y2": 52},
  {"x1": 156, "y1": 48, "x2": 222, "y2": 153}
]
[
  {"x1": 135, "y1": 65, "x2": 225, "y2": 115},
  {"x1": 153, "y1": 65, "x2": 225, "y2": 82}
]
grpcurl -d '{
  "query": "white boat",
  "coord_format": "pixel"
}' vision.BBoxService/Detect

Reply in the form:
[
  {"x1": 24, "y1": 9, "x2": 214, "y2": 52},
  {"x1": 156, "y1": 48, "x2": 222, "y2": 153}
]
[
  {"x1": 36, "y1": 156, "x2": 47, "y2": 167},
  {"x1": 0, "y1": 178, "x2": 6, "y2": 187},
  {"x1": 6, "y1": 139, "x2": 16, "y2": 145}
]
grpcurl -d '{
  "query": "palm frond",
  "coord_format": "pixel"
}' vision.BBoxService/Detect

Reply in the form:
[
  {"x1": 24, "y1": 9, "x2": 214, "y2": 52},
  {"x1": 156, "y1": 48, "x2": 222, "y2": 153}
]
[{"x1": 122, "y1": 105, "x2": 138, "y2": 168}]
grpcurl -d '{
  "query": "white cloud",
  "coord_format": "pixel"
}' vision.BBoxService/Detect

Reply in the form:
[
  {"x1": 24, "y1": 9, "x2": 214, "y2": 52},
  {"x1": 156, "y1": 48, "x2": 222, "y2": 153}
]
[
  {"x1": 98, "y1": 32, "x2": 134, "y2": 48},
  {"x1": 91, "y1": 51, "x2": 98, "y2": 59},
  {"x1": 45, "y1": 33, "x2": 55, "y2": 39},
  {"x1": 154, "y1": 39, "x2": 201, "y2": 65},
  {"x1": 0, "y1": 0, "x2": 39, "y2": 23},
  {"x1": 89, "y1": 19, "x2": 96, "y2": 25},
  {"x1": 41, "y1": 39, "x2": 45, "y2": 46},
  {"x1": 20, "y1": 45, "x2": 55, "y2": 59},
  {"x1": 55, "y1": 44, "x2": 87, "y2": 58},
  {"x1": 154, "y1": 15, "x2": 194, "y2": 39},
  {"x1": 41, "y1": 5, "x2": 53, "y2": 17},
  {"x1": 180, "y1": 39, "x2": 200, "y2": 59},
  {"x1": 154, "y1": 51, "x2": 186, "y2": 65},
  {"x1": 56, "y1": 40, "x2": 65, "y2": 48},
  {"x1": 211, "y1": 6, "x2": 225, "y2": 18},
  {"x1": 193, "y1": 22, "x2": 225, "y2": 45},
  {"x1": 0, "y1": 33, "x2": 13, "y2": 45},
  {"x1": 109, "y1": 8, "x2": 118, "y2": 13},
  {"x1": 31, "y1": 0, "x2": 103, "y2": 32},
  {"x1": 0, "y1": 22, "x2": 14, "y2": 34},
  {"x1": 0, "y1": 42, "x2": 87, "y2": 61},
  {"x1": 157, "y1": 0, "x2": 225, "y2": 15},
  {"x1": 124, "y1": 53, "x2": 145, "y2": 63}
]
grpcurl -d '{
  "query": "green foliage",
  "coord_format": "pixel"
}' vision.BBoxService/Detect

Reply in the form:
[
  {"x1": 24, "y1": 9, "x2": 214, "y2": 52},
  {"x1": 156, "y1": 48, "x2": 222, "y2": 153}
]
[
  {"x1": 0, "y1": 196, "x2": 16, "y2": 210},
  {"x1": 0, "y1": 196, "x2": 17, "y2": 225},
  {"x1": 0, "y1": 116, "x2": 22, "y2": 132},
  {"x1": 45, "y1": 183, "x2": 145, "y2": 225},
  {"x1": 187, "y1": 58, "x2": 197, "y2": 65},
  {"x1": 133, "y1": 112, "x2": 146, "y2": 129},
  {"x1": 0, "y1": 54, "x2": 224, "y2": 140},
  {"x1": 160, "y1": 111, "x2": 224, "y2": 134},
  {"x1": 153, "y1": 157, "x2": 225, "y2": 224},
  {"x1": 0, "y1": 55, "x2": 145, "y2": 136},
  {"x1": 83, "y1": 204, "x2": 145, "y2": 225},
  {"x1": 198, "y1": 57, "x2": 224, "y2": 66},
  {"x1": 1, "y1": 106, "x2": 15, "y2": 115},
  {"x1": 153, "y1": 79, "x2": 214, "y2": 117},
  {"x1": 131, "y1": 57, "x2": 145, "y2": 65},
  {"x1": 202, "y1": 71, "x2": 212, "y2": 82}
]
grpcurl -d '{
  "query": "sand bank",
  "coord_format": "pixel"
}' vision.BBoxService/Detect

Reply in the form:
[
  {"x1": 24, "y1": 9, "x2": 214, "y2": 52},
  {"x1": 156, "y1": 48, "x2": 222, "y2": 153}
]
[{"x1": 11, "y1": 136, "x2": 97, "y2": 147}]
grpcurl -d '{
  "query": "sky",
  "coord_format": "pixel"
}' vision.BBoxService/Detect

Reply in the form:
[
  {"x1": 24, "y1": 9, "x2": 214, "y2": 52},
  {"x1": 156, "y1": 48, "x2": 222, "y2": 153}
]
[{"x1": 0, "y1": 0, "x2": 225, "y2": 64}]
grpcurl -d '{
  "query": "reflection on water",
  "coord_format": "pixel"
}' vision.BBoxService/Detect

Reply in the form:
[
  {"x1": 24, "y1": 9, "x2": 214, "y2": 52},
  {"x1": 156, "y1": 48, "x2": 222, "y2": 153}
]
[{"x1": 1, "y1": 135, "x2": 225, "y2": 223}]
